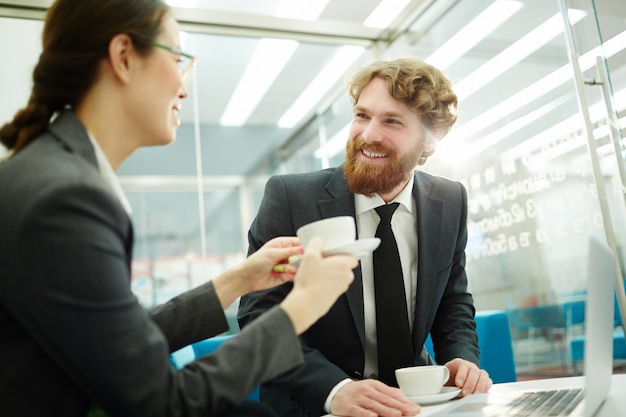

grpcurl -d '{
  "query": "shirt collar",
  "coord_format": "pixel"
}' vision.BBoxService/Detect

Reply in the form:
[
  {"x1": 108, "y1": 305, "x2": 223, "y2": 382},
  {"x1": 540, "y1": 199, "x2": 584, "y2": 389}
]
[
  {"x1": 86, "y1": 132, "x2": 133, "y2": 216},
  {"x1": 355, "y1": 173, "x2": 415, "y2": 215}
]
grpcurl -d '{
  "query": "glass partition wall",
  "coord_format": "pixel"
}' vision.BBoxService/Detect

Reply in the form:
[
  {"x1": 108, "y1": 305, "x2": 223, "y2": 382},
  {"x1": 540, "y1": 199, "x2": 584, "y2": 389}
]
[
  {"x1": 248, "y1": 0, "x2": 626, "y2": 377},
  {"x1": 1, "y1": 0, "x2": 624, "y2": 378}
]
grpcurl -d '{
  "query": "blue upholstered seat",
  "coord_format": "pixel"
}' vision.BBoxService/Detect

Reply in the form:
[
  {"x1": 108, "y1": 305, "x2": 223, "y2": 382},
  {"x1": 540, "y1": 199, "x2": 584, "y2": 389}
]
[
  {"x1": 570, "y1": 331, "x2": 626, "y2": 374},
  {"x1": 568, "y1": 285, "x2": 626, "y2": 374},
  {"x1": 425, "y1": 310, "x2": 517, "y2": 383},
  {"x1": 169, "y1": 335, "x2": 260, "y2": 400},
  {"x1": 173, "y1": 310, "x2": 516, "y2": 400}
]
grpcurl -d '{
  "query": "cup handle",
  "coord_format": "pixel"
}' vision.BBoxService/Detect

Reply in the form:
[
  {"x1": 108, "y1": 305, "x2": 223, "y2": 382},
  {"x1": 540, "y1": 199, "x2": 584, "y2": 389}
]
[{"x1": 442, "y1": 367, "x2": 450, "y2": 385}]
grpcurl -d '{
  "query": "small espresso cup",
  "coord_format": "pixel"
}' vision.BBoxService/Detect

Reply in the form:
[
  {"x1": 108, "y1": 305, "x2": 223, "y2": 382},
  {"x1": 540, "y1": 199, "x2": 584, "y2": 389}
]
[
  {"x1": 395, "y1": 365, "x2": 450, "y2": 397},
  {"x1": 296, "y1": 216, "x2": 356, "y2": 250}
]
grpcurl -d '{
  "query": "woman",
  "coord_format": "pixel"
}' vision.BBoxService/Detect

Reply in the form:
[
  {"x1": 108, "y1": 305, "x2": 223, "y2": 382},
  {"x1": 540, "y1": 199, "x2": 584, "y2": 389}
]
[{"x1": 0, "y1": 1, "x2": 357, "y2": 416}]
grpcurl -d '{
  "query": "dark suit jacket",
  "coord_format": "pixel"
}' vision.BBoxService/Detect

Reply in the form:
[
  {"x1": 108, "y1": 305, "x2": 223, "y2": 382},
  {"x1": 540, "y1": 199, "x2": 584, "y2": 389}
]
[
  {"x1": 0, "y1": 111, "x2": 303, "y2": 417},
  {"x1": 238, "y1": 167, "x2": 479, "y2": 417}
]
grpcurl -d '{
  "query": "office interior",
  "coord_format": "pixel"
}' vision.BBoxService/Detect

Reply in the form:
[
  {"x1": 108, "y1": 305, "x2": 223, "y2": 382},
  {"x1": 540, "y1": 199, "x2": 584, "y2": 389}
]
[{"x1": 1, "y1": 0, "x2": 625, "y2": 380}]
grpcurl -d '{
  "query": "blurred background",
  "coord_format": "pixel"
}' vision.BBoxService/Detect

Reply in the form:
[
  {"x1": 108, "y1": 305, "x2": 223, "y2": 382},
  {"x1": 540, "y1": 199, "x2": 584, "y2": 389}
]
[{"x1": 1, "y1": 0, "x2": 625, "y2": 380}]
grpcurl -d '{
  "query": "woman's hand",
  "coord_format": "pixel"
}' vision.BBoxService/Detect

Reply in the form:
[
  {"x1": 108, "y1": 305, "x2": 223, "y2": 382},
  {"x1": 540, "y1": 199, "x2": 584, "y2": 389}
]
[
  {"x1": 240, "y1": 236, "x2": 303, "y2": 293},
  {"x1": 281, "y1": 236, "x2": 357, "y2": 334},
  {"x1": 213, "y1": 236, "x2": 303, "y2": 309}
]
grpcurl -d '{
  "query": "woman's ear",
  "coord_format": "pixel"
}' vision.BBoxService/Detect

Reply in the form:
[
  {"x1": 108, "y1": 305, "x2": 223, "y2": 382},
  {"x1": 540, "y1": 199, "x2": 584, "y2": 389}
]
[{"x1": 107, "y1": 34, "x2": 134, "y2": 84}]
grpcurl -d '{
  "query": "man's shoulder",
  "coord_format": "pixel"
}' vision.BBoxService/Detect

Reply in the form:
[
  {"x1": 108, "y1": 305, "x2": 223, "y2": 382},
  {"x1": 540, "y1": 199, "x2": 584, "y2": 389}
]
[
  {"x1": 270, "y1": 167, "x2": 339, "y2": 186},
  {"x1": 415, "y1": 171, "x2": 466, "y2": 201},
  {"x1": 416, "y1": 170, "x2": 464, "y2": 187}
]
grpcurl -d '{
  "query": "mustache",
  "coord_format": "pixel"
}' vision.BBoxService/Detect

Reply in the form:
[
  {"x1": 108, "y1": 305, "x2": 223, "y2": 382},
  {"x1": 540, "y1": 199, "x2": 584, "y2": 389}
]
[{"x1": 352, "y1": 138, "x2": 395, "y2": 156}]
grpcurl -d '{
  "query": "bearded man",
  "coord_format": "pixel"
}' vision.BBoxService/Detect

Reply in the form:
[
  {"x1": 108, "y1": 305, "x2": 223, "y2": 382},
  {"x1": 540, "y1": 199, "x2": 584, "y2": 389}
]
[{"x1": 238, "y1": 58, "x2": 492, "y2": 417}]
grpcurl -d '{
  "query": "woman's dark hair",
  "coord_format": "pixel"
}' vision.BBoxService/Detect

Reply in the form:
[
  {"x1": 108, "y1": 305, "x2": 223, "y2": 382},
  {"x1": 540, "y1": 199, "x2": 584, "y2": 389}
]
[{"x1": 0, "y1": 0, "x2": 170, "y2": 154}]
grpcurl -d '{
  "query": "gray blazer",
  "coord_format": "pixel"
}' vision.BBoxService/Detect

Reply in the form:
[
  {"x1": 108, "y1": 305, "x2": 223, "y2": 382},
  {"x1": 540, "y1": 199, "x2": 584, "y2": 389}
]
[
  {"x1": 239, "y1": 167, "x2": 479, "y2": 417},
  {"x1": 0, "y1": 111, "x2": 303, "y2": 417}
]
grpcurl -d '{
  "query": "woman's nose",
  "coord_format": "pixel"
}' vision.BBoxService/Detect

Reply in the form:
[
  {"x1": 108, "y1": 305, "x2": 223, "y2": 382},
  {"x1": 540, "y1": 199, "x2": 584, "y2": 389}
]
[{"x1": 179, "y1": 85, "x2": 189, "y2": 99}]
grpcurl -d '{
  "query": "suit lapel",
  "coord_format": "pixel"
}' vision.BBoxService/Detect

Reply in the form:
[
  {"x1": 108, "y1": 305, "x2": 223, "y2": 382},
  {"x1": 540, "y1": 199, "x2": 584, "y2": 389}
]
[
  {"x1": 318, "y1": 168, "x2": 366, "y2": 349},
  {"x1": 48, "y1": 111, "x2": 135, "y2": 270},
  {"x1": 413, "y1": 172, "x2": 444, "y2": 346},
  {"x1": 48, "y1": 110, "x2": 99, "y2": 170}
]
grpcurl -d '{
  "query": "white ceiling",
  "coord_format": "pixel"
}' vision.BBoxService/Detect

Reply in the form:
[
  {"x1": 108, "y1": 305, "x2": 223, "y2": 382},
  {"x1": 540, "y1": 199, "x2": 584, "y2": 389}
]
[
  {"x1": 1, "y1": 0, "x2": 625, "y2": 179},
  {"x1": 0, "y1": 0, "x2": 430, "y2": 176}
]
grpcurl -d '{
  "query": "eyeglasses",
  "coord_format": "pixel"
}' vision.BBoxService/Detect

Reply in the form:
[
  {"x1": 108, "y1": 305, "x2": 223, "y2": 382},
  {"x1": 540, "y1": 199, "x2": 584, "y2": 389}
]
[{"x1": 151, "y1": 41, "x2": 196, "y2": 82}]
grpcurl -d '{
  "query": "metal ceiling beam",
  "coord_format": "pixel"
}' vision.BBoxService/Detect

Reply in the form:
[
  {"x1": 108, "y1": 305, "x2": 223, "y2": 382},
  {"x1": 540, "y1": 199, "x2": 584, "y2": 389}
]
[
  {"x1": 0, "y1": 1, "x2": 380, "y2": 46},
  {"x1": 174, "y1": 8, "x2": 381, "y2": 46},
  {"x1": 0, "y1": 0, "x2": 49, "y2": 19}
]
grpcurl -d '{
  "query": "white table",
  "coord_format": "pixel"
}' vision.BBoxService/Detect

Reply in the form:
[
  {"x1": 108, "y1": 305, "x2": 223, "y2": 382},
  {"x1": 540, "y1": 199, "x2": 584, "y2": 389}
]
[{"x1": 322, "y1": 374, "x2": 626, "y2": 417}]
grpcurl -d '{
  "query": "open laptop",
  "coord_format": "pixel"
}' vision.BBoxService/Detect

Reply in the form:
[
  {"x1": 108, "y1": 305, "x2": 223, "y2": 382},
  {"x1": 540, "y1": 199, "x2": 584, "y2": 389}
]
[{"x1": 431, "y1": 237, "x2": 616, "y2": 417}]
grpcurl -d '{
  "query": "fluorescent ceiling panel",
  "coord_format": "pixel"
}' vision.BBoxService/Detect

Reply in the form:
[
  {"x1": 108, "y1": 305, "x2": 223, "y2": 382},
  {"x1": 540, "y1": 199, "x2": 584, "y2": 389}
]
[
  {"x1": 218, "y1": 0, "x2": 329, "y2": 126},
  {"x1": 426, "y1": 0, "x2": 523, "y2": 70},
  {"x1": 444, "y1": 29, "x2": 626, "y2": 149},
  {"x1": 364, "y1": 0, "x2": 411, "y2": 28},
  {"x1": 454, "y1": 9, "x2": 586, "y2": 101},
  {"x1": 278, "y1": 45, "x2": 365, "y2": 128},
  {"x1": 502, "y1": 87, "x2": 626, "y2": 162},
  {"x1": 166, "y1": 0, "x2": 198, "y2": 8},
  {"x1": 275, "y1": 0, "x2": 330, "y2": 20},
  {"x1": 220, "y1": 38, "x2": 298, "y2": 126},
  {"x1": 442, "y1": 93, "x2": 573, "y2": 161}
]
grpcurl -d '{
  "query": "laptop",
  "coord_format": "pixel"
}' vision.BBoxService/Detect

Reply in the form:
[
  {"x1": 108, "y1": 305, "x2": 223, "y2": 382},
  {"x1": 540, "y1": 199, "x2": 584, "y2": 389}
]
[{"x1": 431, "y1": 237, "x2": 616, "y2": 417}]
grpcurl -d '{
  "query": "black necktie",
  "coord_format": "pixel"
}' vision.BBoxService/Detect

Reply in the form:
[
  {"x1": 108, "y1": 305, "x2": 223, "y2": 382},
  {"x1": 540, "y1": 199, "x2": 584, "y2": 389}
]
[{"x1": 373, "y1": 203, "x2": 414, "y2": 386}]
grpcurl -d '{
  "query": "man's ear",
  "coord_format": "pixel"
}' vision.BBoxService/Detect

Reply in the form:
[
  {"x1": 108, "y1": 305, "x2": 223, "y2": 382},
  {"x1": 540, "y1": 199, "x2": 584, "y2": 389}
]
[
  {"x1": 423, "y1": 139, "x2": 436, "y2": 154},
  {"x1": 107, "y1": 34, "x2": 134, "y2": 84},
  {"x1": 422, "y1": 128, "x2": 444, "y2": 154}
]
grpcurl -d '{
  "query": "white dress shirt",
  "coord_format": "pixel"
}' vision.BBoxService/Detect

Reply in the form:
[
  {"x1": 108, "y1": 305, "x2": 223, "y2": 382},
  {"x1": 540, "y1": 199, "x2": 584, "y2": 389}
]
[
  {"x1": 86, "y1": 132, "x2": 132, "y2": 217},
  {"x1": 324, "y1": 175, "x2": 418, "y2": 412},
  {"x1": 355, "y1": 175, "x2": 418, "y2": 378}
]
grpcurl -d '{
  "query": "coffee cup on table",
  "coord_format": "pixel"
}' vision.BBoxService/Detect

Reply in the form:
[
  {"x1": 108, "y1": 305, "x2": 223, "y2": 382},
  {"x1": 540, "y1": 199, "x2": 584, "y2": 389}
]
[
  {"x1": 395, "y1": 365, "x2": 451, "y2": 397},
  {"x1": 296, "y1": 216, "x2": 356, "y2": 251}
]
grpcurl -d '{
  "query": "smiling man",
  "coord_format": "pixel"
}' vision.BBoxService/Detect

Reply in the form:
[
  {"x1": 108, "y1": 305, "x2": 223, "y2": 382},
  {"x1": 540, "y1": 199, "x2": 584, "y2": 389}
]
[{"x1": 238, "y1": 58, "x2": 492, "y2": 417}]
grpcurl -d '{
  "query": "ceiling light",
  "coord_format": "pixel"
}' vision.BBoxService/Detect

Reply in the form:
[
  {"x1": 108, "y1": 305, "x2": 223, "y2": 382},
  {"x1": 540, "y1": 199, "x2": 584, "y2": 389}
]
[
  {"x1": 426, "y1": 0, "x2": 523, "y2": 70},
  {"x1": 166, "y1": 0, "x2": 198, "y2": 8},
  {"x1": 364, "y1": 0, "x2": 411, "y2": 28},
  {"x1": 278, "y1": 45, "x2": 365, "y2": 128},
  {"x1": 445, "y1": 28, "x2": 626, "y2": 150},
  {"x1": 441, "y1": 93, "x2": 573, "y2": 160},
  {"x1": 502, "y1": 87, "x2": 626, "y2": 162},
  {"x1": 219, "y1": 0, "x2": 330, "y2": 127},
  {"x1": 220, "y1": 38, "x2": 298, "y2": 126},
  {"x1": 274, "y1": 0, "x2": 330, "y2": 20},
  {"x1": 454, "y1": 9, "x2": 586, "y2": 101}
]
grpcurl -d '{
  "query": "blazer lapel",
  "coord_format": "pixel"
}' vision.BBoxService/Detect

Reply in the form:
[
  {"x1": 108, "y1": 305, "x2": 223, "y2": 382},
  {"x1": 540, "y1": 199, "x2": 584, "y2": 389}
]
[
  {"x1": 413, "y1": 172, "x2": 444, "y2": 346},
  {"x1": 48, "y1": 110, "x2": 99, "y2": 170},
  {"x1": 318, "y1": 168, "x2": 366, "y2": 349}
]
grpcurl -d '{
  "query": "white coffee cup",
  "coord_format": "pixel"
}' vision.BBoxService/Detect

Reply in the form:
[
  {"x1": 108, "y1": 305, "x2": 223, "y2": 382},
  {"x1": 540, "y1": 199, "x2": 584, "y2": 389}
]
[
  {"x1": 296, "y1": 216, "x2": 356, "y2": 250},
  {"x1": 395, "y1": 365, "x2": 450, "y2": 397}
]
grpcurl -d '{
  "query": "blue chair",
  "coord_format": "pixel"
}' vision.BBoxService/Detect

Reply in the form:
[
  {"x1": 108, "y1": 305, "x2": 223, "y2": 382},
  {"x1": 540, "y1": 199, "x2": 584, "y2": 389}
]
[
  {"x1": 570, "y1": 331, "x2": 626, "y2": 374},
  {"x1": 425, "y1": 310, "x2": 517, "y2": 383},
  {"x1": 569, "y1": 293, "x2": 626, "y2": 374},
  {"x1": 169, "y1": 343, "x2": 196, "y2": 369},
  {"x1": 170, "y1": 335, "x2": 260, "y2": 401}
]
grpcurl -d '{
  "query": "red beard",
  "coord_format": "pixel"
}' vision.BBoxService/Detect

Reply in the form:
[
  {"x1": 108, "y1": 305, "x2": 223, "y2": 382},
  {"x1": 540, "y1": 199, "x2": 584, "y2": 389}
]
[{"x1": 342, "y1": 138, "x2": 420, "y2": 197}]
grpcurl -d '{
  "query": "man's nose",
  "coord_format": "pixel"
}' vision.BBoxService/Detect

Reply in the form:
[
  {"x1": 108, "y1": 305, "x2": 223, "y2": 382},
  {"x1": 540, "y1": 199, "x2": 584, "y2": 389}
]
[{"x1": 361, "y1": 120, "x2": 383, "y2": 143}]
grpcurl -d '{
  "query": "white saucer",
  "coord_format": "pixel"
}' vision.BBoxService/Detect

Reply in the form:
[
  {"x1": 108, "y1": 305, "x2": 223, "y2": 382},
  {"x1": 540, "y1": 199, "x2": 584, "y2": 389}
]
[
  {"x1": 407, "y1": 387, "x2": 461, "y2": 405},
  {"x1": 289, "y1": 238, "x2": 381, "y2": 266}
]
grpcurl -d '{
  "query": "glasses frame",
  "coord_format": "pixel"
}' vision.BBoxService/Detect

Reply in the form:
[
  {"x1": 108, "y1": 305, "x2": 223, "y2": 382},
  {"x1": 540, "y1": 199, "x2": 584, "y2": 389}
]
[{"x1": 151, "y1": 41, "x2": 196, "y2": 82}]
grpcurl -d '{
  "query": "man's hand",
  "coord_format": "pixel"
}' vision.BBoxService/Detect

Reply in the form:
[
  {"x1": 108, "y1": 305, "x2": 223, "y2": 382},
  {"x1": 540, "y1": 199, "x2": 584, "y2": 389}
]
[
  {"x1": 444, "y1": 358, "x2": 492, "y2": 396},
  {"x1": 330, "y1": 379, "x2": 420, "y2": 417}
]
